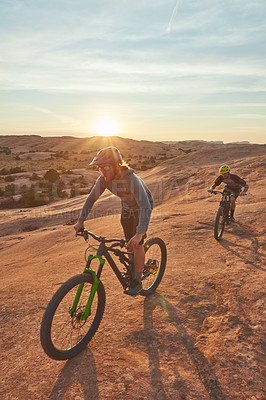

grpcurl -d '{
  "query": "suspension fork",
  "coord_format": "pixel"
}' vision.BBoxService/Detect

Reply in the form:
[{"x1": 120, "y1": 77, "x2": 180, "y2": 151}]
[{"x1": 68, "y1": 254, "x2": 105, "y2": 320}]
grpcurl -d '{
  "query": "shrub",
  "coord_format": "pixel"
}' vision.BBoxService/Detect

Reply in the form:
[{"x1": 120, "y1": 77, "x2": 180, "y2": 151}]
[
  {"x1": 0, "y1": 196, "x2": 17, "y2": 209},
  {"x1": 20, "y1": 188, "x2": 49, "y2": 207},
  {"x1": 5, "y1": 175, "x2": 15, "y2": 182},
  {"x1": 10, "y1": 167, "x2": 24, "y2": 174},
  {"x1": 30, "y1": 172, "x2": 41, "y2": 180},
  {"x1": 4, "y1": 184, "x2": 16, "y2": 195},
  {"x1": 0, "y1": 146, "x2": 11, "y2": 155},
  {"x1": 0, "y1": 166, "x2": 25, "y2": 175},
  {"x1": 44, "y1": 169, "x2": 60, "y2": 183},
  {"x1": 70, "y1": 188, "x2": 76, "y2": 198},
  {"x1": 0, "y1": 168, "x2": 8, "y2": 175}
]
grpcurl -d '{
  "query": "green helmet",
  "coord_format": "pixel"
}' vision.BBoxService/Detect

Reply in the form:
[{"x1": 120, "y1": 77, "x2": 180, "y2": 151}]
[{"x1": 219, "y1": 165, "x2": 230, "y2": 174}]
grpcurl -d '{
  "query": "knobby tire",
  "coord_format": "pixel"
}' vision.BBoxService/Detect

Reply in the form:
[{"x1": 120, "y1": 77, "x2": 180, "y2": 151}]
[
  {"x1": 140, "y1": 237, "x2": 167, "y2": 296},
  {"x1": 214, "y1": 206, "x2": 227, "y2": 240},
  {"x1": 40, "y1": 272, "x2": 106, "y2": 360}
]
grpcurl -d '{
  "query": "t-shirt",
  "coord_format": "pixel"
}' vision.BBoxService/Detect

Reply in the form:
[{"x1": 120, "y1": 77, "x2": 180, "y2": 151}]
[
  {"x1": 79, "y1": 168, "x2": 153, "y2": 233},
  {"x1": 214, "y1": 173, "x2": 248, "y2": 192}
]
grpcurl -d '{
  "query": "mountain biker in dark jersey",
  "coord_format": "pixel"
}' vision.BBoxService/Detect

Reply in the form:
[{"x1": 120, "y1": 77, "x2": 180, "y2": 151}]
[
  {"x1": 209, "y1": 165, "x2": 248, "y2": 221},
  {"x1": 74, "y1": 146, "x2": 153, "y2": 296}
]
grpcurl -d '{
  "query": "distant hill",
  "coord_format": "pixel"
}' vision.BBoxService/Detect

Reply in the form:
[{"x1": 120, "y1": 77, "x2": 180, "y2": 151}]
[{"x1": 0, "y1": 134, "x2": 261, "y2": 158}]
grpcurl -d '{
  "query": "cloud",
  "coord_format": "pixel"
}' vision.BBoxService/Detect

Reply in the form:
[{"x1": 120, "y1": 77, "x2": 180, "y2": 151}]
[
  {"x1": 166, "y1": 0, "x2": 183, "y2": 33},
  {"x1": 0, "y1": 0, "x2": 265, "y2": 142},
  {"x1": 30, "y1": 106, "x2": 82, "y2": 127}
]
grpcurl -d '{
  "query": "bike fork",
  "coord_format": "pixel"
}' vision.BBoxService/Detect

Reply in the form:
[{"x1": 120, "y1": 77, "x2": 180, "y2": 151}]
[{"x1": 68, "y1": 255, "x2": 104, "y2": 320}]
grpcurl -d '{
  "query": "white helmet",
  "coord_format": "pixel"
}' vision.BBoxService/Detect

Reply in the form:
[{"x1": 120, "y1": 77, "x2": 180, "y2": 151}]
[{"x1": 89, "y1": 146, "x2": 122, "y2": 166}]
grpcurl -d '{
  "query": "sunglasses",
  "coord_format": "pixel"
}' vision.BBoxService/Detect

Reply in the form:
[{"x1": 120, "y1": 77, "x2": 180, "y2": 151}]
[{"x1": 98, "y1": 165, "x2": 111, "y2": 172}]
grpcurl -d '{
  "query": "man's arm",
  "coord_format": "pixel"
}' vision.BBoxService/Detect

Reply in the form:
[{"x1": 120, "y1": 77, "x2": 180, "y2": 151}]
[
  {"x1": 79, "y1": 176, "x2": 106, "y2": 220},
  {"x1": 241, "y1": 182, "x2": 249, "y2": 194},
  {"x1": 130, "y1": 174, "x2": 152, "y2": 234},
  {"x1": 231, "y1": 174, "x2": 249, "y2": 193},
  {"x1": 74, "y1": 176, "x2": 106, "y2": 233},
  {"x1": 210, "y1": 175, "x2": 223, "y2": 191}
]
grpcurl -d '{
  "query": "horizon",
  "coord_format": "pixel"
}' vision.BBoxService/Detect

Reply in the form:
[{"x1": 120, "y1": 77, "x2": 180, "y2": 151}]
[
  {"x1": 0, "y1": 132, "x2": 264, "y2": 146},
  {"x1": 0, "y1": 1, "x2": 265, "y2": 144}
]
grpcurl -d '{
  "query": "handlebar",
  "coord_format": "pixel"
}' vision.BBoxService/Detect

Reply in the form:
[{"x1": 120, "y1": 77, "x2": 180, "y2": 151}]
[
  {"x1": 76, "y1": 229, "x2": 127, "y2": 247},
  {"x1": 207, "y1": 189, "x2": 247, "y2": 196},
  {"x1": 207, "y1": 189, "x2": 224, "y2": 195}
]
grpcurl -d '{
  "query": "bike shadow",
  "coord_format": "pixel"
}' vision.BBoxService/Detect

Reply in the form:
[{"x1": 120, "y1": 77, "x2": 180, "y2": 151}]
[
  {"x1": 218, "y1": 224, "x2": 265, "y2": 271},
  {"x1": 49, "y1": 348, "x2": 99, "y2": 400},
  {"x1": 142, "y1": 292, "x2": 226, "y2": 400}
]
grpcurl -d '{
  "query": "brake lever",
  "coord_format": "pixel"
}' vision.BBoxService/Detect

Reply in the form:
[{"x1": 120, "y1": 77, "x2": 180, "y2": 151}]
[{"x1": 76, "y1": 230, "x2": 88, "y2": 241}]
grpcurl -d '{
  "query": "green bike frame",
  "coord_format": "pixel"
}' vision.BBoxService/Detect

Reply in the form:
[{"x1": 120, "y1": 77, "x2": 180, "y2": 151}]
[{"x1": 68, "y1": 254, "x2": 105, "y2": 320}]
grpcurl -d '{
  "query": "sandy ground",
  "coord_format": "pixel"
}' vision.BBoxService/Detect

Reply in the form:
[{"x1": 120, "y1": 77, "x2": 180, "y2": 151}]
[{"x1": 0, "y1": 147, "x2": 265, "y2": 400}]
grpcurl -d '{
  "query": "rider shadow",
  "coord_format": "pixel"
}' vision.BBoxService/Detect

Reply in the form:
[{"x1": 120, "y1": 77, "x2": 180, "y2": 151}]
[
  {"x1": 49, "y1": 348, "x2": 99, "y2": 400},
  {"x1": 142, "y1": 293, "x2": 226, "y2": 400},
  {"x1": 219, "y1": 239, "x2": 265, "y2": 271},
  {"x1": 218, "y1": 223, "x2": 265, "y2": 271}
]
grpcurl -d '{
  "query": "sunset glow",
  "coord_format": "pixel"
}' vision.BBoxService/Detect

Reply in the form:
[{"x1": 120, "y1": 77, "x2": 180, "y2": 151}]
[{"x1": 92, "y1": 116, "x2": 119, "y2": 137}]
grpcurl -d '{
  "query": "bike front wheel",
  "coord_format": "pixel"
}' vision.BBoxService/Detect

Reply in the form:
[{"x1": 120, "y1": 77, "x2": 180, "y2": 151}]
[
  {"x1": 214, "y1": 206, "x2": 227, "y2": 240},
  {"x1": 40, "y1": 272, "x2": 106, "y2": 360},
  {"x1": 141, "y1": 237, "x2": 167, "y2": 296}
]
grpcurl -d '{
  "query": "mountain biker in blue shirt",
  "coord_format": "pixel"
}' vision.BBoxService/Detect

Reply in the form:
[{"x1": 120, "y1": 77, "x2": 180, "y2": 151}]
[
  {"x1": 209, "y1": 165, "x2": 248, "y2": 221},
  {"x1": 74, "y1": 146, "x2": 153, "y2": 296}
]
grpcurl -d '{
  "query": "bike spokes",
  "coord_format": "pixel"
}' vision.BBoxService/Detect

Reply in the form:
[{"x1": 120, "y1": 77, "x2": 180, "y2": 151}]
[
  {"x1": 214, "y1": 206, "x2": 227, "y2": 240},
  {"x1": 50, "y1": 280, "x2": 99, "y2": 352},
  {"x1": 141, "y1": 238, "x2": 166, "y2": 293}
]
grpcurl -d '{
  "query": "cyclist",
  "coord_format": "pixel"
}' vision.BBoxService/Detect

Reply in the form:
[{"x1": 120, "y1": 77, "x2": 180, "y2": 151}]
[
  {"x1": 209, "y1": 165, "x2": 248, "y2": 221},
  {"x1": 74, "y1": 146, "x2": 153, "y2": 296}
]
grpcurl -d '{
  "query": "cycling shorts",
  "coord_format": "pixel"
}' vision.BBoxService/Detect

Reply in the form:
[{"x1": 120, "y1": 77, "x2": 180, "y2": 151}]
[
  {"x1": 120, "y1": 209, "x2": 146, "y2": 244},
  {"x1": 224, "y1": 187, "x2": 241, "y2": 199}
]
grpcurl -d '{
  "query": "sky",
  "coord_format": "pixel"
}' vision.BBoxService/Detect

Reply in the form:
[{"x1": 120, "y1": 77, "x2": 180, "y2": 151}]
[{"x1": 0, "y1": 0, "x2": 265, "y2": 143}]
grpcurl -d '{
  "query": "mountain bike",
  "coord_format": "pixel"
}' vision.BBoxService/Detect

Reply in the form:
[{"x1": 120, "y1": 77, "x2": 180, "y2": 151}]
[
  {"x1": 40, "y1": 230, "x2": 167, "y2": 360},
  {"x1": 208, "y1": 189, "x2": 232, "y2": 240}
]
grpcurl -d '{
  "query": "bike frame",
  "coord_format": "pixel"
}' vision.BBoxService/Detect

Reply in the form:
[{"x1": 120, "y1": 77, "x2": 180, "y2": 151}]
[
  {"x1": 219, "y1": 191, "x2": 231, "y2": 216},
  {"x1": 212, "y1": 189, "x2": 232, "y2": 240},
  {"x1": 69, "y1": 232, "x2": 134, "y2": 321},
  {"x1": 211, "y1": 189, "x2": 232, "y2": 212}
]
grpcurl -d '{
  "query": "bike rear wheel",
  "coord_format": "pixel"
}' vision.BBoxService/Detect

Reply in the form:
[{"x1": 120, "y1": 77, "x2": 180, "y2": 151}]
[
  {"x1": 40, "y1": 272, "x2": 105, "y2": 360},
  {"x1": 141, "y1": 237, "x2": 167, "y2": 296},
  {"x1": 214, "y1": 206, "x2": 227, "y2": 240}
]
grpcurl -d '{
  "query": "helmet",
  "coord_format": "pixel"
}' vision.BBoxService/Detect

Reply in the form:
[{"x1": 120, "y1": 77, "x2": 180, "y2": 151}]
[
  {"x1": 219, "y1": 165, "x2": 230, "y2": 174},
  {"x1": 89, "y1": 146, "x2": 122, "y2": 166}
]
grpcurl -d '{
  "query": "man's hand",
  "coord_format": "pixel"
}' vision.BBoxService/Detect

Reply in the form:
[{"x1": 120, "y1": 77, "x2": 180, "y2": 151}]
[
  {"x1": 126, "y1": 233, "x2": 144, "y2": 250},
  {"x1": 240, "y1": 191, "x2": 247, "y2": 196},
  {"x1": 74, "y1": 219, "x2": 85, "y2": 235}
]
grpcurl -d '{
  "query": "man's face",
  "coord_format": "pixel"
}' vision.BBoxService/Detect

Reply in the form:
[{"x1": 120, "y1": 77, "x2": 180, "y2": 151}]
[
  {"x1": 98, "y1": 163, "x2": 116, "y2": 182},
  {"x1": 222, "y1": 172, "x2": 229, "y2": 179}
]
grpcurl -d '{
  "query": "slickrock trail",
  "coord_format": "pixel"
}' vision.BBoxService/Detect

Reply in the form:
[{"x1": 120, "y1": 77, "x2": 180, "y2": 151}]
[{"x1": 1, "y1": 149, "x2": 265, "y2": 400}]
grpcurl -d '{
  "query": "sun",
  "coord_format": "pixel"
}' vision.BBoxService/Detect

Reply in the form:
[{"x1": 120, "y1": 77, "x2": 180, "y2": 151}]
[{"x1": 92, "y1": 116, "x2": 119, "y2": 137}]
